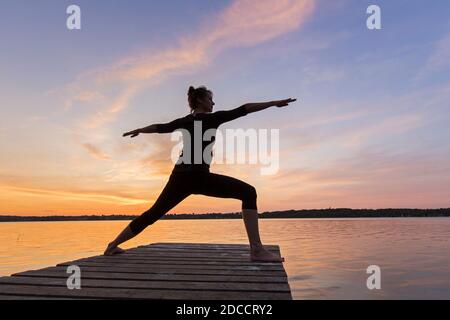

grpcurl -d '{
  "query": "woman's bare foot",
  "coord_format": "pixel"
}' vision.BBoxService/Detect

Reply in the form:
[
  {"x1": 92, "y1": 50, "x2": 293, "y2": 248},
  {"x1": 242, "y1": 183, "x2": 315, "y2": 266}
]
[
  {"x1": 251, "y1": 247, "x2": 285, "y2": 263},
  {"x1": 103, "y1": 243, "x2": 125, "y2": 256}
]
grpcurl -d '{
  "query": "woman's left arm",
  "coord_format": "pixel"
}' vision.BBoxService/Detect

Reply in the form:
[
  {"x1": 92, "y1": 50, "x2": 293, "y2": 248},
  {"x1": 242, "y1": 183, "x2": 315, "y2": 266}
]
[
  {"x1": 242, "y1": 98, "x2": 297, "y2": 114},
  {"x1": 211, "y1": 98, "x2": 297, "y2": 126}
]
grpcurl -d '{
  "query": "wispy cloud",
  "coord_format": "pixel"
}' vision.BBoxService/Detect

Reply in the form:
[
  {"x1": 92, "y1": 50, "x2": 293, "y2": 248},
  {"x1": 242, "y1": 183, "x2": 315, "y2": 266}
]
[
  {"x1": 81, "y1": 143, "x2": 112, "y2": 161},
  {"x1": 416, "y1": 32, "x2": 450, "y2": 80},
  {"x1": 104, "y1": 136, "x2": 177, "y2": 181},
  {"x1": 343, "y1": 113, "x2": 424, "y2": 148},
  {"x1": 282, "y1": 110, "x2": 425, "y2": 154},
  {"x1": 84, "y1": 84, "x2": 140, "y2": 129},
  {"x1": 68, "y1": 0, "x2": 316, "y2": 131},
  {"x1": 1, "y1": 184, "x2": 149, "y2": 206},
  {"x1": 96, "y1": 0, "x2": 316, "y2": 83},
  {"x1": 300, "y1": 64, "x2": 346, "y2": 85},
  {"x1": 64, "y1": 90, "x2": 106, "y2": 111},
  {"x1": 281, "y1": 79, "x2": 450, "y2": 154}
]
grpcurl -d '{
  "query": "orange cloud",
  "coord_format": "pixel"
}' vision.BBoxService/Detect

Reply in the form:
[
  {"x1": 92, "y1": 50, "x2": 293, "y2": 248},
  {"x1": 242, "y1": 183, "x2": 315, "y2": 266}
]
[
  {"x1": 1, "y1": 185, "x2": 149, "y2": 206},
  {"x1": 81, "y1": 143, "x2": 111, "y2": 161}
]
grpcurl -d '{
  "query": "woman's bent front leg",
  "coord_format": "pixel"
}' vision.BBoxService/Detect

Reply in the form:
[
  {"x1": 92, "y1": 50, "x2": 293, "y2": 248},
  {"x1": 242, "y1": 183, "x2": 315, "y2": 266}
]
[
  {"x1": 104, "y1": 174, "x2": 190, "y2": 255},
  {"x1": 200, "y1": 173, "x2": 284, "y2": 263}
]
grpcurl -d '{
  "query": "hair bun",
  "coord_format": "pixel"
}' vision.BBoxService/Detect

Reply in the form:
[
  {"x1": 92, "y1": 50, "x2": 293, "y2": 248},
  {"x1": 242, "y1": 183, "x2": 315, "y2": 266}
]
[{"x1": 187, "y1": 85, "x2": 211, "y2": 112}]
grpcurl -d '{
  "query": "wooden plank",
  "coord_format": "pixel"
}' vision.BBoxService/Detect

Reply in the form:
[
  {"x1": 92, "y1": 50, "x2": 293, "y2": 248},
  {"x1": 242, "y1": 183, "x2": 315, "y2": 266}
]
[
  {"x1": 130, "y1": 249, "x2": 280, "y2": 256},
  {"x1": 145, "y1": 243, "x2": 280, "y2": 250},
  {"x1": 124, "y1": 251, "x2": 252, "y2": 257},
  {"x1": 52, "y1": 264, "x2": 287, "y2": 277},
  {"x1": 82, "y1": 256, "x2": 277, "y2": 266},
  {"x1": 138, "y1": 247, "x2": 272, "y2": 253},
  {"x1": 57, "y1": 261, "x2": 284, "y2": 272},
  {"x1": 122, "y1": 250, "x2": 284, "y2": 261},
  {"x1": 0, "y1": 276, "x2": 291, "y2": 292},
  {"x1": 125, "y1": 249, "x2": 253, "y2": 257},
  {"x1": 59, "y1": 257, "x2": 284, "y2": 270},
  {"x1": 139, "y1": 245, "x2": 281, "y2": 253},
  {"x1": 0, "y1": 284, "x2": 292, "y2": 300},
  {"x1": 62, "y1": 250, "x2": 281, "y2": 261},
  {"x1": 124, "y1": 252, "x2": 281, "y2": 260},
  {"x1": 123, "y1": 245, "x2": 283, "y2": 258},
  {"x1": 65, "y1": 257, "x2": 281, "y2": 267},
  {"x1": 119, "y1": 253, "x2": 255, "y2": 262},
  {"x1": 14, "y1": 267, "x2": 288, "y2": 283},
  {"x1": 61, "y1": 255, "x2": 251, "y2": 264},
  {"x1": 0, "y1": 295, "x2": 75, "y2": 300},
  {"x1": 136, "y1": 245, "x2": 280, "y2": 251}
]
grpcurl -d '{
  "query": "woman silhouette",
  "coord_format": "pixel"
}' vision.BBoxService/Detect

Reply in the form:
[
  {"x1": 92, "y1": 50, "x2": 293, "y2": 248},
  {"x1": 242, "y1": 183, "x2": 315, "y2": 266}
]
[{"x1": 104, "y1": 86, "x2": 296, "y2": 262}]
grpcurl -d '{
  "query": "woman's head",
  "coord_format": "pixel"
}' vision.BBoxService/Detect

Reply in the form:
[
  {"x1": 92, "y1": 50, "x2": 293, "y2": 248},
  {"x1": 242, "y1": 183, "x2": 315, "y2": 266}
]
[{"x1": 188, "y1": 86, "x2": 215, "y2": 113}]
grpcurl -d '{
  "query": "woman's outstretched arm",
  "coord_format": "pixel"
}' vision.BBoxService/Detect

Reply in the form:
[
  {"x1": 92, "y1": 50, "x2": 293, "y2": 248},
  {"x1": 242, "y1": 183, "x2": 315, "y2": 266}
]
[
  {"x1": 123, "y1": 117, "x2": 187, "y2": 138},
  {"x1": 211, "y1": 98, "x2": 297, "y2": 126},
  {"x1": 123, "y1": 124, "x2": 157, "y2": 138},
  {"x1": 242, "y1": 98, "x2": 297, "y2": 114}
]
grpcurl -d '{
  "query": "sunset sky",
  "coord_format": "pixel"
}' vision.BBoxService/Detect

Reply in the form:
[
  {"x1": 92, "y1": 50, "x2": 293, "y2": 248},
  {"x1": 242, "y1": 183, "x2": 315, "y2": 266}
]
[{"x1": 1, "y1": 0, "x2": 450, "y2": 215}]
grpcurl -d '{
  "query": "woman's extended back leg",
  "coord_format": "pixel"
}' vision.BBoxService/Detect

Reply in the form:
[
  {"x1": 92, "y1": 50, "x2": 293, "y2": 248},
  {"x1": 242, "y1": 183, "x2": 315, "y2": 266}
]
[
  {"x1": 129, "y1": 175, "x2": 191, "y2": 235},
  {"x1": 104, "y1": 174, "x2": 190, "y2": 255}
]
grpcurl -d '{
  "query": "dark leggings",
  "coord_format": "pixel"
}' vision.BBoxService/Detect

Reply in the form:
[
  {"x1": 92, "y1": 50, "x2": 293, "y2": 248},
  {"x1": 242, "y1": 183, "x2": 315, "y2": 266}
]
[{"x1": 129, "y1": 171, "x2": 257, "y2": 234}]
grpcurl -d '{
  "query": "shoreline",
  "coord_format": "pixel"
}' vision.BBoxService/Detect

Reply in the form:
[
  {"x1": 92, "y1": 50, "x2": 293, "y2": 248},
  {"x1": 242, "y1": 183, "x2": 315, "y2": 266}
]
[{"x1": 1, "y1": 208, "x2": 449, "y2": 222}]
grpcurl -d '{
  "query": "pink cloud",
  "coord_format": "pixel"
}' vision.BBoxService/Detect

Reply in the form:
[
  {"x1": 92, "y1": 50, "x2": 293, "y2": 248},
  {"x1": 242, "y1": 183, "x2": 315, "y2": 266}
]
[{"x1": 76, "y1": 0, "x2": 316, "y2": 129}]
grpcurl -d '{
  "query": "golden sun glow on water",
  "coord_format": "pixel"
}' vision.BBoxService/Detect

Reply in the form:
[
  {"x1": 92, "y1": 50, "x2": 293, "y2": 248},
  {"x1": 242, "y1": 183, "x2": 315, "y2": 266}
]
[{"x1": 1, "y1": 218, "x2": 450, "y2": 299}]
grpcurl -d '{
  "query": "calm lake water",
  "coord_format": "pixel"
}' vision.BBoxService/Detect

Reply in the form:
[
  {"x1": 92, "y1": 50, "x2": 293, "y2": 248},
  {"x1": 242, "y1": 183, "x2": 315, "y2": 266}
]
[{"x1": 0, "y1": 218, "x2": 449, "y2": 299}]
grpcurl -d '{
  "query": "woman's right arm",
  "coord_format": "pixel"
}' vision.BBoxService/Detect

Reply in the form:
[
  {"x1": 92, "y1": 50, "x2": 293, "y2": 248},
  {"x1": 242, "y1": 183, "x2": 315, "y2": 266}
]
[
  {"x1": 123, "y1": 124, "x2": 157, "y2": 138},
  {"x1": 123, "y1": 118, "x2": 185, "y2": 138}
]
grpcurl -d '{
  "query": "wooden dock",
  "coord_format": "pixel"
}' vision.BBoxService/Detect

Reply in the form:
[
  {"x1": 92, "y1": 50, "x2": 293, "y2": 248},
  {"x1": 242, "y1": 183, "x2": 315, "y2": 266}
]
[{"x1": 0, "y1": 243, "x2": 292, "y2": 300}]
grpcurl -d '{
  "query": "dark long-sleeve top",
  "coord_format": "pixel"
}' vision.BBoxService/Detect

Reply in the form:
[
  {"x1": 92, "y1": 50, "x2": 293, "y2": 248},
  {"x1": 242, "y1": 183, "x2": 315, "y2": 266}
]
[{"x1": 154, "y1": 105, "x2": 249, "y2": 173}]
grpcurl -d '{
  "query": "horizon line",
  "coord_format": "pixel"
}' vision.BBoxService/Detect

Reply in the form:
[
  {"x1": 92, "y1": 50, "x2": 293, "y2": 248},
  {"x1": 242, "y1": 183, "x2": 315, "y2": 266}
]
[{"x1": 1, "y1": 207, "x2": 450, "y2": 218}]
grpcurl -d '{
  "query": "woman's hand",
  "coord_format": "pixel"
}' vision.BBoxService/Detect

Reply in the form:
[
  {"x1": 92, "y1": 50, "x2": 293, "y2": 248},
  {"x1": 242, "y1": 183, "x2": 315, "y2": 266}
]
[
  {"x1": 274, "y1": 98, "x2": 297, "y2": 108},
  {"x1": 123, "y1": 129, "x2": 141, "y2": 138}
]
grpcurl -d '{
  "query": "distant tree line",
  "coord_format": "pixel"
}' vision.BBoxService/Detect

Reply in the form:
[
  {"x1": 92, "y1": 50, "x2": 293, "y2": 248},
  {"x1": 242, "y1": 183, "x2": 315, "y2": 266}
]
[{"x1": 0, "y1": 208, "x2": 449, "y2": 222}]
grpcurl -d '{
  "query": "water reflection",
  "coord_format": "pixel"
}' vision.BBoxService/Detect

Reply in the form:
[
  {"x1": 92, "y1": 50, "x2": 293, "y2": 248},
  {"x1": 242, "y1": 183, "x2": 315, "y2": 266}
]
[{"x1": 0, "y1": 218, "x2": 449, "y2": 299}]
